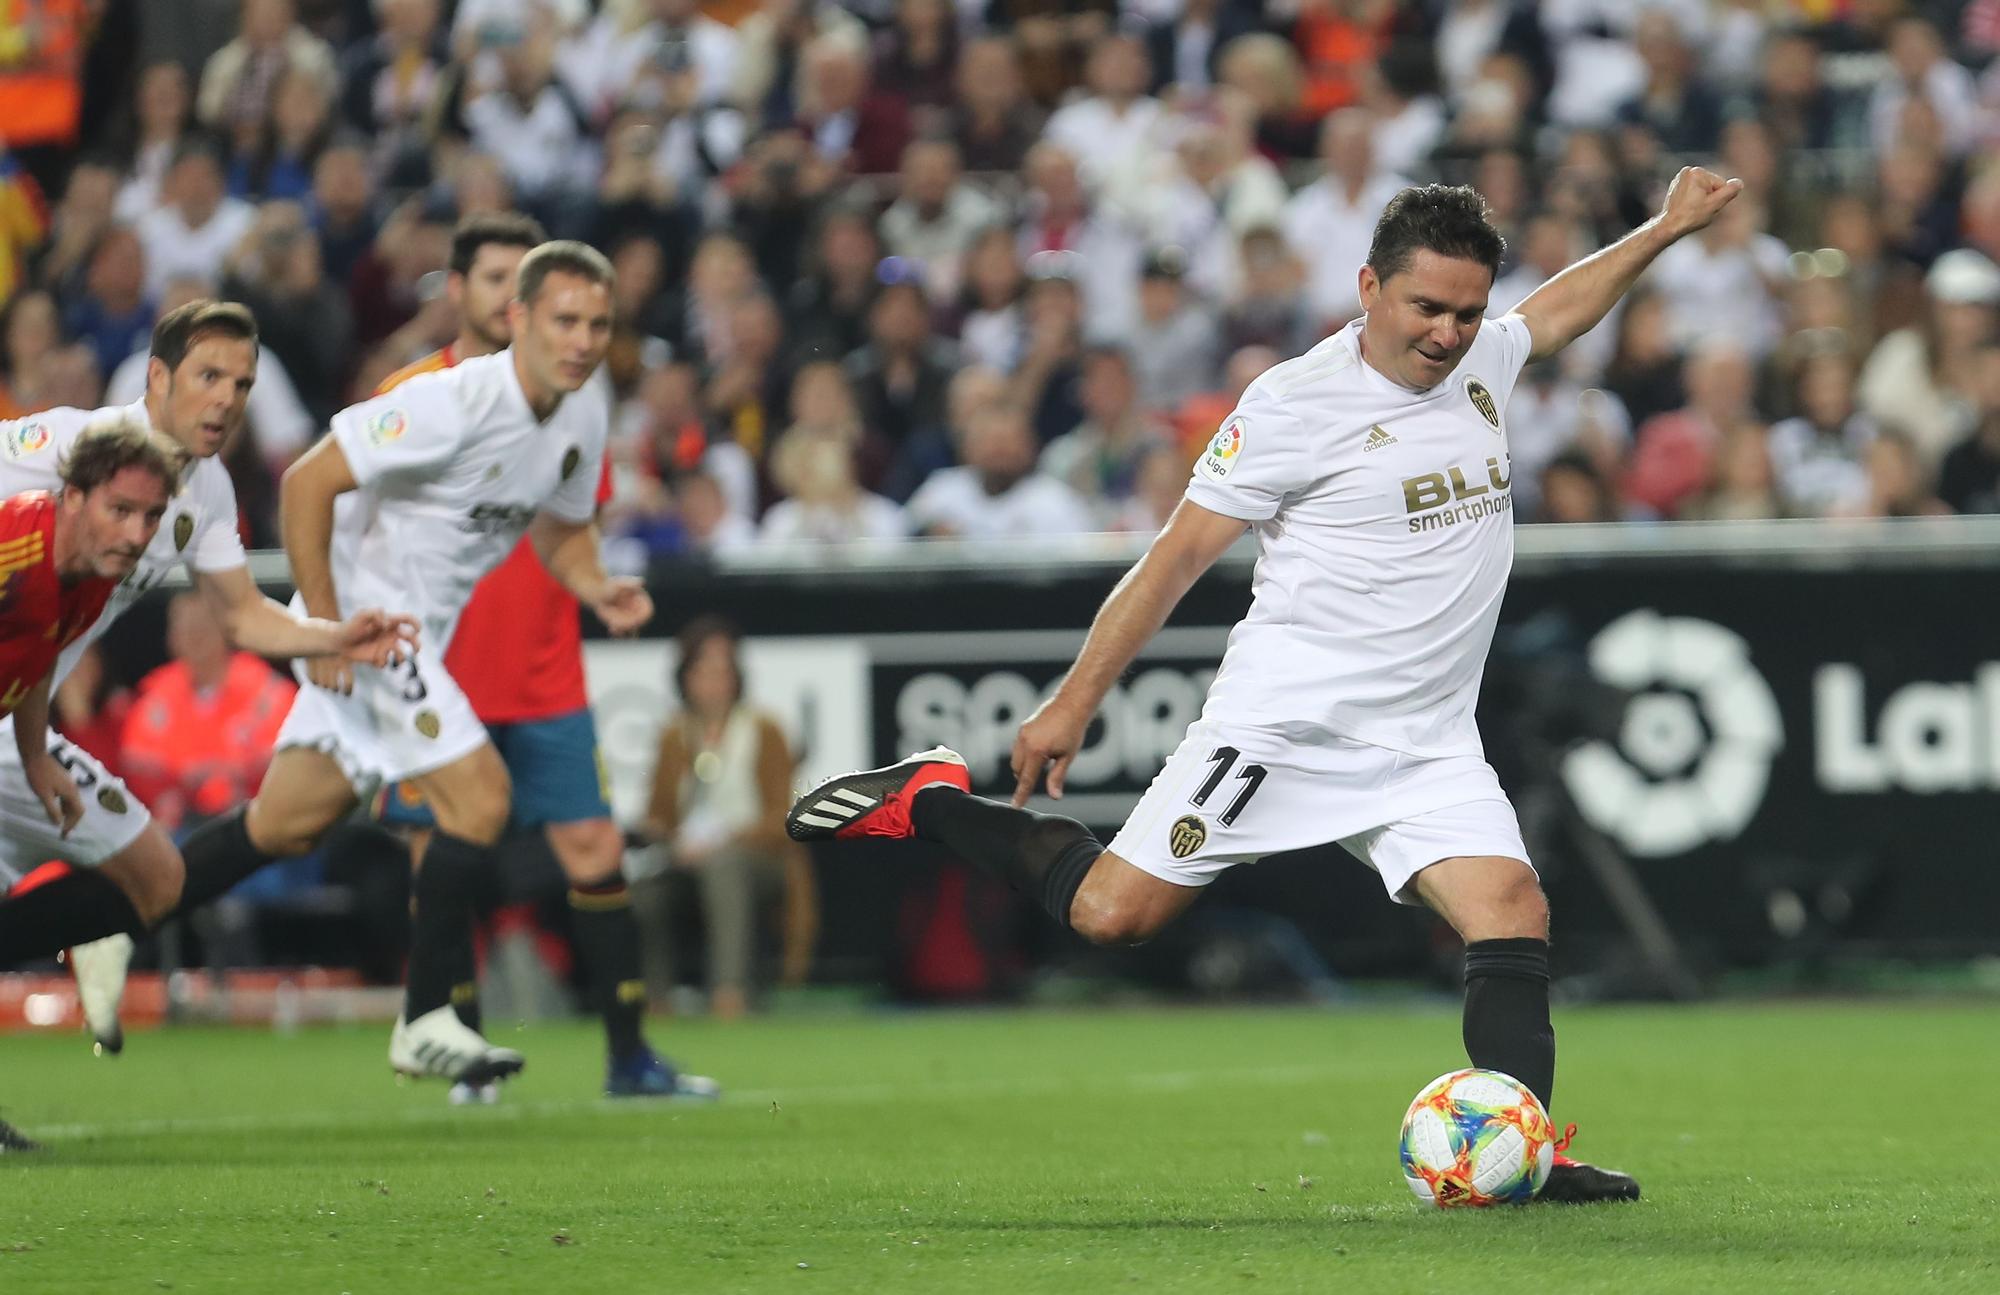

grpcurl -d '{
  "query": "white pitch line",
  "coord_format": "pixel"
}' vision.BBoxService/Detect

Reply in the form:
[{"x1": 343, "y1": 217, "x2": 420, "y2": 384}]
[{"x1": 28, "y1": 1060, "x2": 1365, "y2": 1142}]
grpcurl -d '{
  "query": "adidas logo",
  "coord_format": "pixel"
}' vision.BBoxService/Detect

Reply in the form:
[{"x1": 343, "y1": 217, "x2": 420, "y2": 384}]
[
  {"x1": 794, "y1": 786, "x2": 876, "y2": 831},
  {"x1": 1364, "y1": 425, "x2": 1397, "y2": 452}
]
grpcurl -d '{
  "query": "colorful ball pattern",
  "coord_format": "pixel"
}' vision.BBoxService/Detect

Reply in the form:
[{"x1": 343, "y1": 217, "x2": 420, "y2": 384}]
[{"x1": 1398, "y1": 1068, "x2": 1557, "y2": 1207}]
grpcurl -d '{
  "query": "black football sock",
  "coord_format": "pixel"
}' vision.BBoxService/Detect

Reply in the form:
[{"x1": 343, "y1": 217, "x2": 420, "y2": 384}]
[
  {"x1": 909, "y1": 786, "x2": 1100, "y2": 930},
  {"x1": 0, "y1": 869, "x2": 142, "y2": 965},
  {"x1": 1462, "y1": 937, "x2": 1555, "y2": 1112},
  {"x1": 171, "y1": 806, "x2": 277, "y2": 915},
  {"x1": 405, "y1": 832, "x2": 490, "y2": 1023},
  {"x1": 569, "y1": 875, "x2": 647, "y2": 1060}
]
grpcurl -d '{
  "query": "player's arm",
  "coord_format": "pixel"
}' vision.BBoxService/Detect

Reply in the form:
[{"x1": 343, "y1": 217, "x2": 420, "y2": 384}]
[
  {"x1": 1011, "y1": 499, "x2": 1247, "y2": 805},
  {"x1": 1515, "y1": 166, "x2": 1744, "y2": 363},
  {"x1": 11, "y1": 673, "x2": 83, "y2": 837},
  {"x1": 528, "y1": 512, "x2": 654, "y2": 636}
]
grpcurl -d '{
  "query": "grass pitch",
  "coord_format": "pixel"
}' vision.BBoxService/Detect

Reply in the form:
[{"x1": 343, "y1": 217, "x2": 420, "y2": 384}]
[{"x1": 2, "y1": 1001, "x2": 1995, "y2": 1293}]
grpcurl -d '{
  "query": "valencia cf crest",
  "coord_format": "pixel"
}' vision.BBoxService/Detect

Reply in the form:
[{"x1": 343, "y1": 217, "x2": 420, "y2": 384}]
[
  {"x1": 97, "y1": 786, "x2": 128, "y2": 815},
  {"x1": 1168, "y1": 814, "x2": 1208, "y2": 860},
  {"x1": 173, "y1": 512, "x2": 194, "y2": 551},
  {"x1": 1465, "y1": 377, "x2": 1500, "y2": 431},
  {"x1": 561, "y1": 446, "x2": 580, "y2": 480},
  {"x1": 414, "y1": 710, "x2": 441, "y2": 740}
]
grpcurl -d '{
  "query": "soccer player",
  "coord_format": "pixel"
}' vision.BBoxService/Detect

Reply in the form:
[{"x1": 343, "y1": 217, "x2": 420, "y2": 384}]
[
  {"x1": 790, "y1": 168, "x2": 1748, "y2": 1205},
  {"x1": 0, "y1": 303, "x2": 414, "y2": 1031},
  {"x1": 372, "y1": 213, "x2": 714, "y2": 1101},
  {"x1": 133, "y1": 241, "x2": 664, "y2": 1089}
]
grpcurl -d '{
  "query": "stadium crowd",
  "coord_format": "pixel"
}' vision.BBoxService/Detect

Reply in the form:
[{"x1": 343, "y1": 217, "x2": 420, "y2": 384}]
[{"x1": 4, "y1": 0, "x2": 2000, "y2": 552}]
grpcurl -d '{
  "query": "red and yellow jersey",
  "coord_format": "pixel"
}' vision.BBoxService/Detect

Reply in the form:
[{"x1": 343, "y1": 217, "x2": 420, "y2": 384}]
[
  {"x1": 372, "y1": 346, "x2": 613, "y2": 724},
  {"x1": 0, "y1": 491, "x2": 115, "y2": 718}
]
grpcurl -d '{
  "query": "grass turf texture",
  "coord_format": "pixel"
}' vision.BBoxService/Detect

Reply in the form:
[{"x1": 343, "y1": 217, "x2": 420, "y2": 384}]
[{"x1": 2, "y1": 1003, "x2": 1995, "y2": 1293}]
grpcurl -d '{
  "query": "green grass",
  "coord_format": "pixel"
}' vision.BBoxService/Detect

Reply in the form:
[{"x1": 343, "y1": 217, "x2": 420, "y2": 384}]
[{"x1": 3, "y1": 1002, "x2": 1996, "y2": 1293}]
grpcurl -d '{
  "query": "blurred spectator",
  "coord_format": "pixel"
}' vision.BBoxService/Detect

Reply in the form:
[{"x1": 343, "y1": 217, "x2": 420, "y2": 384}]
[
  {"x1": 565, "y1": 0, "x2": 742, "y2": 120},
  {"x1": 1042, "y1": 344, "x2": 1174, "y2": 516},
  {"x1": 1123, "y1": 248, "x2": 1219, "y2": 413},
  {"x1": 706, "y1": 291, "x2": 791, "y2": 468},
  {"x1": 1505, "y1": 364, "x2": 1631, "y2": 519},
  {"x1": 1601, "y1": 287, "x2": 1684, "y2": 429},
  {"x1": 843, "y1": 274, "x2": 957, "y2": 461},
  {"x1": 62, "y1": 226, "x2": 153, "y2": 380},
  {"x1": 907, "y1": 401, "x2": 1094, "y2": 536},
  {"x1": 0, "y1": 288, "x2": 62, "y2": 418},
  {"x1": 730, "y1": 129, "x2": 839, "y2": 292},
  {"x1": 785, "y1": 204, "x2": 880, "y2": 365},
  {"x1": 1044, "y1": 34, "x2": 1163, "y2": 194},
  {"x1": 1433, "y1": 1, "x2": 1549, "y2": 115},
  {"x1": 793, "y1": 29, "x2": 911, "y2": 175},
  {"x1": 38, "y1": 158, "x2": 118, "y2": 300},
  {"x1": 1839, "y1": 429, "x2": 1952, "y2": 519},
  {"x1": 730, "y1": 0, "x2": 867, "y2": 129},
  {"x1": 1107, "y1": 441, "x2": 1188, "y2": 533},
  {"x1": 675, "y1": 469, "x2": 758, "y2": 554},
  {"x1": 882, "y1": 359, "x2": 998, "y2": 501},
  {"x1": 1007, "y1": 251, "x2": 1087, "y2": 444},
  {"x1": 667, "y1": 228, "x2": 761, "y2": 369},
  {"x1": 307, "y1": 139, "x2": 379, "y2": 283},
  {"x1": 1870, "y1": 15, "x2": 1978, "y2": 161},
  {"x1": 878, "y1": 137, "x2": 1001, "y2": 305},
  {"x1": 1743, "y1": 27, "x2": 1843, "y2": 154},
  {"x1": 113, "y1": 62, "x2": 194, "y2": 222},
  {"x1": 1625, "y1": 341, "x2": 1761, "y2": 519},
  {"x1": 197, "y1": 0, "x2": 338, "y2": 153},
  {"x1": 0, "y1": 0, "x2": 86, "y2": 196},
  {"x1": 134, "y1": 139, "x2": 257, "y2": 298},
  {"x1": 1766, "y1": 352, "x2": 1878, "y2": 518},
  {"x1": 953, "y1": 224, "x2": 1025, "y2": 374},
  {"x1": 222, "y1": 200, "x2": 355, "y2": 424},
  {"x1": 1872, "y1": 140, "x2": 1957, "y2": 273},
  {"x1": 873, "y1": 0, "x2": 958, "y2": 118},
  {"x1": 1291, "y1": 0, "x2": 1395, "y2": 121},
  {"x1": 1216, "y1": 31, "x2": 1318, "y2": 160},
  {"x1": 51, "y1": 645, "x2": 131, "y2": 778},
  {"x1": 1490, "y1": 210, "x2": 1618, "y2": 380},
  {"x1": 338, "y1": 0, "x2": 448, "y2": 174},
  {"x1": 1146, "y1": 0, "x2": 1258, "y2": 98},
  {"x1": 1857, "y1": 249, "x2": 2000, "y2": 472},
  {"x1": 1683, "y1": 425, "x2": 1785, "y2": 521},
  {"x1": 759, "y1": 426, "x2": 907, "y2": 542},
  {"x1": 1937, "y1": 343, "x2": 2000, "y2": 515},
  {"x1": 1283, "y1": 108, "x2": 1406, "y2": 328},
  {"x1": 1171, "y1": 341, "x2": 1277, "y2": 454},
  {"x1": 121, "y1": 592, "x2": 297, "y2": 834},
  {"x1": 1648, "y1": 193, "x2": 1789, "y2": 360},
  {"x1": 1536, "y1": 449, "x2": 1622, "y2": 524},
  {"x1": 1221, "y1": 227, "x2": 1316, "y2": 360},
  {"x1": 1015, "y1": 142, "x2": 1141, "y2": 341},
  {"x1": 639, "y1": 616, "x2": 811, "y2": 1016},
  {"x1": 946, "y1": 36, "x2": 1042, "y2": 174},
  {"x1": 1359, "y1": 39, "x2": 1445, "y2": 177},
  {"x1": 1126, "y1": 103, "x2": 1287, "y2": 303},
  {"x1": 462, "y1": 17, "x2": 595, "y2": 222},
  {"x1": 1614, "y1": 9, "x2": 1721, "y2": 153},
  {"x1": 230, "y1": 65, "x2": 336, "y2": 201}
]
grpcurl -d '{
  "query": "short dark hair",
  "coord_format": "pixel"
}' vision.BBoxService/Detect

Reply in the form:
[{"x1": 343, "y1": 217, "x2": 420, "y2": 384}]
[
  {"x1": 449, "y1": 211, "x2": 548, "y2": 278},
  {"x1": 150, "y1": 299, "x2": 258, "y2": 371},
  {"x1": 516, "y1": 239, "x2": 614, "y2": 304},
  {"x1": 59, "y1": 414, "x2": 186, "y2": 496},
  {"x1": 674, "y1": 614, "x2": 744, "y2": 705},
  {"x1": 1365, "y1": 184, "x2": 1506, "y2": 283}
]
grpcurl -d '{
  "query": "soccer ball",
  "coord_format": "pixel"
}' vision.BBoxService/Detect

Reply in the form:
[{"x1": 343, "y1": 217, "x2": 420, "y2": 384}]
[{"x1": 1398, "y1": 1068, "x2": 1557, "y2": 1207}]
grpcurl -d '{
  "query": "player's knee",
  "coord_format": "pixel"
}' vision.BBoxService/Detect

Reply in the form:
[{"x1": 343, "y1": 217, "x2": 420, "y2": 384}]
[
  {"x1": 1067, "y1": 893, "x2": 1165, "y2": 947},
  {"x1": 130, "y1": 850, "x2": 186, "y2": 925},
  {"x1": 438, "y1": 782, "x2": 512, "y2": 846},
  {"x1": 548, "y1": 818, "x2": 623, "y2": 881},
  {"x1": 1486, "y1": 866, "x2": 1548, "y2": 940}
]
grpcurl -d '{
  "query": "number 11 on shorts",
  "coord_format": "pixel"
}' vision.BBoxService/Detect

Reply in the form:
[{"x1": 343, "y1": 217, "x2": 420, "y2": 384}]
[{"x1": 1192, "y1": 747, "x2": 1266, "y2": 827}]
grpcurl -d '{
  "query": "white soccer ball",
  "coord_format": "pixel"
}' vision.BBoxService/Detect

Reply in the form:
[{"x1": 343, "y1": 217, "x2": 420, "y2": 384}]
[{"x1": 1398, "y1": 1068, "x2": 1557, "y2": 1207}]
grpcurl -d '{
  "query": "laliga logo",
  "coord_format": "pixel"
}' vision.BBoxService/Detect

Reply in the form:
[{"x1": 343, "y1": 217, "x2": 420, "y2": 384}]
[{"x1": 1561, "y1": 610, "x2": 1783, "y2": 858}]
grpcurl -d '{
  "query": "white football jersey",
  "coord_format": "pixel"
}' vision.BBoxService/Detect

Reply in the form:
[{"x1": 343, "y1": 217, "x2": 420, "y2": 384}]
[
  {"x1": 325, "y1": 350, "x2": 604, "y2": 653},
  {"x1": 1185, "y1": 314, "x2": 1535, "y2": 761},
  {"x1": 0, "y1": 401, "x2": 246, "y2": 690}
]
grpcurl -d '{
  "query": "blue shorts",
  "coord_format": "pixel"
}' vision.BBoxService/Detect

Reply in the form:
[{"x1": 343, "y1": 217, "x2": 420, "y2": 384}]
[{"x1": 375, "y1": 707, "x2": 612, "y2": 830}]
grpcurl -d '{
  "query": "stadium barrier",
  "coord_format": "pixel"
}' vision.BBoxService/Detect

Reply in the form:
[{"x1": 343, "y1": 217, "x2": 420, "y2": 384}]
[{"x1": 124, "y1": 517, "x2": 2000, "y2": 982}]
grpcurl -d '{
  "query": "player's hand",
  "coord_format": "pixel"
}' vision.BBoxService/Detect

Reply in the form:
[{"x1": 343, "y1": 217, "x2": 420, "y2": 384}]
[
  {"x1": 335, "y1": 608, "x2": 420, "y2": 668},
  {"x1": 1659, "y1": 166, "x2": 1744, "y2": 240},
  {"x1": 591, "y1": 578, "x2": 655, "y2": 637},
  {"x1": 1010, "y1": 696, "x2": 1091, "y2": 807},
  {"x1": 24, "y1": 753, "x2": 83, "y2": 839},
  {"x1": 308, "y1": 655, "x2": 355, "y2": 695}
]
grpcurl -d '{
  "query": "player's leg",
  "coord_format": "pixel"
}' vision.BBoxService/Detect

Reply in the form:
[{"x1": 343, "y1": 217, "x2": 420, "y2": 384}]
[
  {"x1": 401, "y1": 741, "x2": 510, "y2": 1025},
  {"x1": 515, "y1": 709, "x2": 716, "y2": 1098},
  {"x1": 1353, "y1": 790, "x2": 1638, "y2": 1204}
]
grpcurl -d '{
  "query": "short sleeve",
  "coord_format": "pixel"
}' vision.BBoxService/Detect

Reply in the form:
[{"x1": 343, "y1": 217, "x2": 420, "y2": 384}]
[
  {"x1": 0, "y1": 409, "x2": 81, "y2": 496},
  {"x1": 1182, "y1": 388, "x2": 1313, "y2": 522},
  {"x1": 187, "y1": 461, "x2": 248, "y2": 574},
  {"x1": 330, "y1": 377, "x2": 464, "y2": 489},
  {"x1": 1482, "y1": 313, "x2": 1536, "y2": 389}
]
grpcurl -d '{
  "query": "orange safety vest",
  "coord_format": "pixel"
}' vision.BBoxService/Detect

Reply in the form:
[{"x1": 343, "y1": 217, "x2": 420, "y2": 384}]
[{"x1": 0, "y1": 0, "x2": 86, "y2": 148}]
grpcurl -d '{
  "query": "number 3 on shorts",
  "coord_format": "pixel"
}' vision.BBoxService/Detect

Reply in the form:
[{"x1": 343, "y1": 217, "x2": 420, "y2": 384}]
[{"x1": 1191, "y1": 746, "x2": 1266, "y2": 827}]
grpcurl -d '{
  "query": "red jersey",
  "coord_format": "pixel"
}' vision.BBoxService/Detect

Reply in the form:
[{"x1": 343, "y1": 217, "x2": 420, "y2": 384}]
[
  {"x1": 374, "y1": 347, "x2": 614, "y2": 723},
  {"x1": 0, "y1": 491, "x2": 117, "y2": 719}
]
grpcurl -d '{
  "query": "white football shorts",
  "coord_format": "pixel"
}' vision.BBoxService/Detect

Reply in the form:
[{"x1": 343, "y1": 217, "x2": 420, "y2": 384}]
[
  {"x1": 1107, "y1": 719, "x2": 1531, "y2": 904},
  {"x1": 274, "y1": 646, "x2": 488, "y2": 798},
  {"x1": 0, "y1": 726, "x2": 151, "y2": 883}
]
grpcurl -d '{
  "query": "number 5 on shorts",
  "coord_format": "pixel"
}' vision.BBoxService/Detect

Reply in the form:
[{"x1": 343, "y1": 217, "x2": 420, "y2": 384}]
[{"x1": 1191, "y1": 746, "x2": 1266, "y2": 827}]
